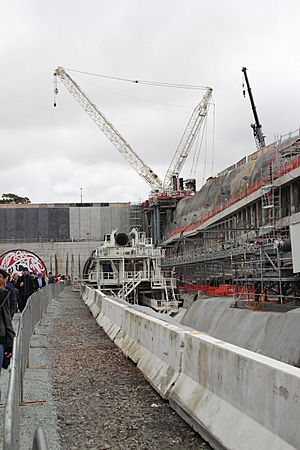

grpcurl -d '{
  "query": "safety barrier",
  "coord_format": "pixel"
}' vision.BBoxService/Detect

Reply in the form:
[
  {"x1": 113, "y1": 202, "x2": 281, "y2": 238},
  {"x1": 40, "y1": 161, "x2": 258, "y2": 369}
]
[
  {"x1": 170, "y1": 332, "x2": 300, "y2": 449},
  {"x1": 19, "y1": 288, "x2": 52, "y2": 401},
  {"x1": 82, "y1": 285, "x2": 300, "y2": 449},
  {"x1": 82, "y1": 285, "x2": 184, "y2": 397},
  {"x1": 3, "y1": 318, "x2": 21, "y2": 450},
  {"x1": 3, "y1": 284, "x2": 62, "y2": 450},
  {"x1": 82, "y1": 287, "x2": 125, "y2": 340},
  {"x1": 97, "y1": 296, "x2": 128, "y2": 341},
  {"x1": 116, "y1": 308, "x2": 184, "y2": 397},
  {"x1": 179, "y1": 282, "x2": 257, "y2": 299}
]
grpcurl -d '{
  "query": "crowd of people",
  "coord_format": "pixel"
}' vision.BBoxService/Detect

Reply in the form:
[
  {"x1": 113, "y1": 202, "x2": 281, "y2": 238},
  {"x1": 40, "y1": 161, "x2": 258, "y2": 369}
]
[{"x1": 0, "y1": 267, "x2": 70, "y2": 371}]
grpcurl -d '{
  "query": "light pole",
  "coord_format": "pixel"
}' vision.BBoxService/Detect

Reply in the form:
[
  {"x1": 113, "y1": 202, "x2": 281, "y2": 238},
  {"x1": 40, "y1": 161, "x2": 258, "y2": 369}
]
[{"x1": 78, "y1": 188, "x2": 83, "y2": 241}]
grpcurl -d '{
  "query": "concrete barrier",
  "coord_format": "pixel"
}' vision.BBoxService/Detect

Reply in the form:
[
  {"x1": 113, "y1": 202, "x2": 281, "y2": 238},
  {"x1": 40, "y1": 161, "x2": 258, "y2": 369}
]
[
  {"x1": 85, "y1": 287, "x2": 96, "y2": 310},
  {"x1": 87, "y1": 290, "x2": 184, "y2": 398},
  {"x1": 89, "y1": 289, "x2": 102, "y2": 318},
  {"x1": 81, "y1": 284, "x2": 89, "y2": 304},
  {"x1": 169, "y1": 332, "x2": 300, "y2": 449},
  {"x1": 96, "y1": 295, "x2": 128, "y2": 341},
  {"x1": 82, "y1": 286, "x2": 300, "y2": 449},
  {"x1": 81, "y1": 286, "x2": 102, "y2": 318},
  {"x1": 115, "y1": 308, "x2": 184, "y2": 398}
]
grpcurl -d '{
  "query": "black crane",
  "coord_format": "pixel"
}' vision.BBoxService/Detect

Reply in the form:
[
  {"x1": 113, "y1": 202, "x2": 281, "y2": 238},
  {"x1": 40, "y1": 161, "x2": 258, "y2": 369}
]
[{"x1": 242, "y1": 67, "x2": 266, "y2": 149}]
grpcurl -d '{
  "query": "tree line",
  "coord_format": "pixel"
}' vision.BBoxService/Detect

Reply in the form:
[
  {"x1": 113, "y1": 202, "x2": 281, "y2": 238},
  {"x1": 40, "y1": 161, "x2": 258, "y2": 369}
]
[{"x1": 0, "y1": 193, "x2": 31, "y2": 204}]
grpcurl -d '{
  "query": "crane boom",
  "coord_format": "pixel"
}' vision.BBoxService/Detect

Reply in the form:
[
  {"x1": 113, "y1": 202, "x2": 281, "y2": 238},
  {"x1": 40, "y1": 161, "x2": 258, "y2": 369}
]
[
  {"x1": 163, "y1": 87, "x2": 212, "y2": 189},
  {"x1": 242, "y1": 67, "x2": 265, "y2": 149},
  {"x1": 54, "y1": 67, "x2": 163, "y2": 191}
]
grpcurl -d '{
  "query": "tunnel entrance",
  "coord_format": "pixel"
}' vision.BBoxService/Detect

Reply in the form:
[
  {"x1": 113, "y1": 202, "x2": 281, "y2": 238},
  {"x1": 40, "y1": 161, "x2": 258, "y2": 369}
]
[{"x1": 0, "y1": 249, "x2": 47, "y2": 276}]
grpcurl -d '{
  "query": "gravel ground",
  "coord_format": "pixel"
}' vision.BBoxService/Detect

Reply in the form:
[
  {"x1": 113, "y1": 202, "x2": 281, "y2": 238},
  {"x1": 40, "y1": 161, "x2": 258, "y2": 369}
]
[{"x1": 49, "y1": 287, "x2": 211, "y2": 450}]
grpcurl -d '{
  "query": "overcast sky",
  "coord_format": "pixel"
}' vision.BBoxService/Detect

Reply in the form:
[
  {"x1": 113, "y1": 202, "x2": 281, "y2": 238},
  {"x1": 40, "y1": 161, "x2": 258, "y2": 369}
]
[{"x1": 1, "y1": 0, "x2": 299, "y2": 204}]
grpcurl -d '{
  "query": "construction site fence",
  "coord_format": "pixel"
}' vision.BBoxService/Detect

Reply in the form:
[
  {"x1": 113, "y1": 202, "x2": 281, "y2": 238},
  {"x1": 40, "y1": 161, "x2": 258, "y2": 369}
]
[
  {"x1": 180, "y1": 282, "x2": 300, "y2": 306},
  {"x1": 180, "y1": 282, "x2": 262, "y2": 299},
  {"x1": 180, "y1": 282, "x2": 235, "y2": 296},
  {"x1": 3, "y1": 283, "x2": 63, "y2": 450}
]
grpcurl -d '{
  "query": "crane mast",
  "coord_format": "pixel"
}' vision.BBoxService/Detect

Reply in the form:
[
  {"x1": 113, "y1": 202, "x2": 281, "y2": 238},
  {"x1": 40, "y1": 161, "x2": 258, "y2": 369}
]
[
  {"x1": 242, "y1": 67, "x2": 266, "y2": 149},
  {"x1": 163, "y1": 88, "x2": 213, "y2": 189},
  {"x1": 54, "y1": 67, "x2": 163, "y2": 191}
]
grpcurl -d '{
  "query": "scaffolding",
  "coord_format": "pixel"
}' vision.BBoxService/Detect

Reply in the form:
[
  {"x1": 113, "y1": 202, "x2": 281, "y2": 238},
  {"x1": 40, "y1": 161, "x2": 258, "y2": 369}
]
[
  {"x1": 162, "y1": 218, "x2": 299, "y2": 307},
  {"x1": 142, "y1": 194, "x2": 185, "y2": 245},
  {"x1": 160, "y1": 131, "x2": 300, "y2": 308},
  {"x1": 261, "y1": 145, "x2": 281, "y2": 234}
]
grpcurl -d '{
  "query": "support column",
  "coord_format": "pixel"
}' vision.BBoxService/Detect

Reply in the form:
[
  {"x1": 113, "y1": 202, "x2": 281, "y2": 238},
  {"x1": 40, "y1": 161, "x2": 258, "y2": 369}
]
[{"x1": 290, "y1": 183, "x2": 296, "y2": 214}]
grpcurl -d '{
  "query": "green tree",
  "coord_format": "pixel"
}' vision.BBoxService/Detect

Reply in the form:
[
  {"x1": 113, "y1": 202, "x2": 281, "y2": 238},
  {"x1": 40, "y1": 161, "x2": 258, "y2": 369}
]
[{"x1": 0, "y1": 193, "x2": 31, "y2": 204}]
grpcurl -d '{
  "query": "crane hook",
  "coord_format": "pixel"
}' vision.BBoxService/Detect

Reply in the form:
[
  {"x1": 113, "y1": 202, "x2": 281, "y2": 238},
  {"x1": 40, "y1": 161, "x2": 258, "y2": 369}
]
[{"x1": 53, "y1": 72, "x2": 58, "y2": 107}]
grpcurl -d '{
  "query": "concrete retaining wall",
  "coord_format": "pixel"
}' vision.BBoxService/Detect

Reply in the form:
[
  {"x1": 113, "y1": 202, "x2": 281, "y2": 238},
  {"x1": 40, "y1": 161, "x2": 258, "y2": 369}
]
[
  {"x1": 0, "y1": 202, "x2": 131, "y2": 242},
  {"x1": 180, "y1": 297, "x2": 300, "y2": 366},
  {"x1": 0, "y1": 201, "x2": 132, "y2": 277},
  {"x1": 81, "y1": 285, "x2": 300, "y2": 450},
  {"x1": 0, "y1": 240, "x2": 99, "y2": 277}
]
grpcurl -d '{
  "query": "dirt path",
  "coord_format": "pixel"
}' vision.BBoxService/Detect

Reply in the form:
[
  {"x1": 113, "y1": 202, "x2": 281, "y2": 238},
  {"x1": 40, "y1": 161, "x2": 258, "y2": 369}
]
[{"x1": 49, "y1": 287, "x2": 210, "y2": 450}]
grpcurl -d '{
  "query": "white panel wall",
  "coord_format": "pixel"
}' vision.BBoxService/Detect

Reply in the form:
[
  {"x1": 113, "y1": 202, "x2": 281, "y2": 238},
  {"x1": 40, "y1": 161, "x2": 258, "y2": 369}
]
[
  {"x1": 69, "y1": 205, "x2": 131, "y2": 240},
  {"x1": 290, "y1": 222, "x2": 300, "y2": 272}
]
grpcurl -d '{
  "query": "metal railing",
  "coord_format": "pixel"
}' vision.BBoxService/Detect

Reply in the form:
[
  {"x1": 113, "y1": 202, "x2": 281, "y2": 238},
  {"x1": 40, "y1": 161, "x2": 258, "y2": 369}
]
[
  {"x1": 3, "y1": 283, "x2": 62, "y2": 450},
  {"x1": 32, "y1": 427, "x2": 48, "y2": 450}
]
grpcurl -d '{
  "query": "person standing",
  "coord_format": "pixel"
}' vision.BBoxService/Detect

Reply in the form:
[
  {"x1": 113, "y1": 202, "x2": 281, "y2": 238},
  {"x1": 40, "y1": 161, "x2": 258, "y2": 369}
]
[
  {"x1": 11, "y1": 273, "x2": 20, "y2": 313},
  {"x1": 48, "y1": 272, "x2": 55, "y2": 284},
  {"x1": 31, "y1": 273, "x2": 39, "y2": 291},
  {"x1": 16, "y1": 267, "x2": 35, "y2": 312},
  {"x1": 37, "y1": 273, "x2": 46, "y2": 289},
  {"x1": 0, "y1": 281, "x2": 15, "y2": 369},
  {"x1": 0, "y1": 271, "x2": 18, "y2": 319}
]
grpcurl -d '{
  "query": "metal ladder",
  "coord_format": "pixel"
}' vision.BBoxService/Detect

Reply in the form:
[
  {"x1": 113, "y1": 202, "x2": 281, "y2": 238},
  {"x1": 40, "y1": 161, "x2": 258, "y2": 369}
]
[
  {"x1": 117, "y1": 271, "x2": 142, "y2": 299},
  {"x1": 155, "y1": 276, "x2": 179, "y2": 311},
  {"x1": 261, "y1": 159, "x2": 280, "y2": 230}
]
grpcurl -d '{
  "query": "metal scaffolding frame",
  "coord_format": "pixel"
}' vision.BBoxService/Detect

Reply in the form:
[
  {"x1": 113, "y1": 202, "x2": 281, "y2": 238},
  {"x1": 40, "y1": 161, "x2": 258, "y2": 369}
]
[{"x1": 163, "y1": 217, "x2": 300, "y2": 306}]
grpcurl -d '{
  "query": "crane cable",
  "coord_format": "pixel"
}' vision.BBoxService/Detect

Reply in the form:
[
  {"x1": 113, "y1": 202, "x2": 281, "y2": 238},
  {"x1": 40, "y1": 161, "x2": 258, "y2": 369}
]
[
  {"x1": 73, "y1": 72, "x2": 196, "y2": 109},
  {"x1": 190, "y1": 122, "x2": 205, "y2": 178},
  {"x1": 189, "y1": 98, "x2": 216, "y2": 182},
  {"x1": 188, "y1": 118, "x2": 208, "y2": 182},
  {"x1": 191, "y1": 99, "x2": 216, "y2": 184},
  {"x1": 202, "y1": 120, "x2": 208, "y2": 185},
  {"x1": 210, "y1": 99, "x2": 216, "y2": 176},
  {"x1": 63, "y1": 67, "x2": 209, "y2": 91}
]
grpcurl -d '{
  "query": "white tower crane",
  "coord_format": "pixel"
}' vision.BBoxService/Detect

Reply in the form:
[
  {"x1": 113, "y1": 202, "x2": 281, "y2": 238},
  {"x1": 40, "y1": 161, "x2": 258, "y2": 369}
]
[
  {"x1": 54, "y1": 67, "x2": 163, "y2": 191},
  {"x1": 163, "y1": 88, "x2": 213, "y2": 190},
  {"x1": 54, "y1": 67, "x2": 212, "y2": 193}
]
